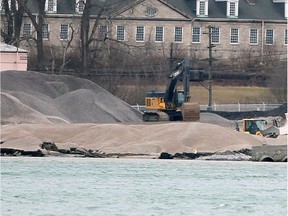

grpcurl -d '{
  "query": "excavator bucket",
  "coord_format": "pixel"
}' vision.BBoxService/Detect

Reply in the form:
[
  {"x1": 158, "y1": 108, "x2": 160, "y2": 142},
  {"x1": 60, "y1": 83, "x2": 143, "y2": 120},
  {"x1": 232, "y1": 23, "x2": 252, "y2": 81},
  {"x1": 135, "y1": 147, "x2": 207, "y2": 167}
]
[{"x1": 181, "y1": 102, "x2": 200, "y2": 122}]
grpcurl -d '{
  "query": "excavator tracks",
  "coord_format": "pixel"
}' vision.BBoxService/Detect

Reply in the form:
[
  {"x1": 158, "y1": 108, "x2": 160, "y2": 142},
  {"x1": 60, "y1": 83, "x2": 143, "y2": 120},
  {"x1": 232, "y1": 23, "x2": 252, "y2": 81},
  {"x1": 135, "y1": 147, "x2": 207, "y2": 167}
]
[{"x1": 142, "y1": 111, "x2": 169, "y2": 122}]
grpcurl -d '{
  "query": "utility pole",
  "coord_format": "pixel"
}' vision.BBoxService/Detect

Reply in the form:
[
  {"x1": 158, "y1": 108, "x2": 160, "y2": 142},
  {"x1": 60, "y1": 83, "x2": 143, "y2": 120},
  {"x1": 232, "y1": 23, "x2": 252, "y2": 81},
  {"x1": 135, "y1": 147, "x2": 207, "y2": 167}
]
[
  {"x1": 169, "y1": 43, "x2": 174, "y2": 74},
  {"x1": 183, "y1": 57, "x2": 190, "y2": 102},
  {"x1": 204, "y1": 25, "x2": 216, "y2": 111}
]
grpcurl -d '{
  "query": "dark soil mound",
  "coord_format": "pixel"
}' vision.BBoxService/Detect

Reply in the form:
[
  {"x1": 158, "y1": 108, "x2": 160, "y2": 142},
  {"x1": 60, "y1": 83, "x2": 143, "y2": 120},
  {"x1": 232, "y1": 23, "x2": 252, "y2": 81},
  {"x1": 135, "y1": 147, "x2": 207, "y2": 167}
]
[{"x1": 206, "y1": 103, "x2": 287, "y2": 120}]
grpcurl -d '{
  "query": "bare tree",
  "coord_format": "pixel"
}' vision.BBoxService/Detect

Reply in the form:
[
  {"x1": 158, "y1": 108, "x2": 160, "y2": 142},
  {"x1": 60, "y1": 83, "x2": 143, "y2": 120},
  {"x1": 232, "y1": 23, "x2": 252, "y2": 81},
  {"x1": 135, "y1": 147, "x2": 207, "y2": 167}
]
[
  {"x1": 17, "y1": 0, "x2": 46, "y2": 71},
  {"x1": 1, "y1": 0, "x2": 26, "y2": 46}
]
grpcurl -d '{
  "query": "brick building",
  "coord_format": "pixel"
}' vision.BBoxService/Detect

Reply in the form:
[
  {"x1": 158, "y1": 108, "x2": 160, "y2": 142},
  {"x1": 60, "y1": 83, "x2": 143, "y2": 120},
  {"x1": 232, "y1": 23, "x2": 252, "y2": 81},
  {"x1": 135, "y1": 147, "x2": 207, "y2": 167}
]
[{"x1": 1, "y1": 0, "x2": 287, "y2": 63}]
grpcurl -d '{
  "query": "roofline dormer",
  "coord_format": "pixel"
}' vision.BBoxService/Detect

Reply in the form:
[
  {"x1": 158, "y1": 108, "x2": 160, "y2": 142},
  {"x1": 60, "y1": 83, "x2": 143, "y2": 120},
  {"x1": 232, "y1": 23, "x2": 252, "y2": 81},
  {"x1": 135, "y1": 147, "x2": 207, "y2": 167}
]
[{"x1": 196, "y1": 0, "x2": 208, "y2": 18}]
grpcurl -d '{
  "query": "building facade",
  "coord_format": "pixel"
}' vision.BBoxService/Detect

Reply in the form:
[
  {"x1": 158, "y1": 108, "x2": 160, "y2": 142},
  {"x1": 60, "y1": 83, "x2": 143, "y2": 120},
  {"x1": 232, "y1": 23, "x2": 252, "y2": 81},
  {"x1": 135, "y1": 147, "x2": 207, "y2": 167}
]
[{"x1": 1, "y1": 0, "x2": 287, "y2": 63}]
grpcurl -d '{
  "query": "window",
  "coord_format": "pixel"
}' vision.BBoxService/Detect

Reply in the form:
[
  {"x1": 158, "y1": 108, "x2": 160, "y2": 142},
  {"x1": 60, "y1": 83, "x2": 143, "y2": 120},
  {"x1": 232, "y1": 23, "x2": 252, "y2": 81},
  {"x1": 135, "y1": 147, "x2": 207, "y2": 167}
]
[
  {"x1": 60, "y1": 24, "x2": 69, "y2": 40},
  {"x1": 136, "y1": 26, "x2": 144, "y2": 42},
  {"x1": 211, "y1": 27, "x2": 220, "y2": 44},
  {"x1": 146, "y1": 6, "x2": 157, "y2": 17},
  {"x1": 117, "y1": 25, "x2": 125, "y2": 41},
  {"x1": 42, "y1": 24, "x2": 49, "y2": 39},
  {"x1": 175, "y1": 27, "x2": 183, "y2": 43},
  {"x1": 46, "y1": 0, "x2": 57, "y2": 13},
  {"x1": 227, "y1": 0, "x2": 239, "y2": 17},
  {"x1": 249, "y1": 29, "x2": 258, "y2": 45},
  {"x1": 99, "y1": 25, "x2": 107, "y2": 40},
  {"x1": 265, "y1": 29, "x2": 274, "y2": 45},
  {"x1": 197, "y1": 0, "x2": 208, "y2": 17},
  {"x1": 285, "y1": 29, "x2": 287, "y2": 45},
  {"x1": 155, "y1": 26, "x2": 164, "y2": 42},
  {"x1": 229, "y1": 2, "x2": 235, "y2": 16},
  {"x1": 199, "y1": 2, "x2": 205, "y2": 15},
  {"x1": 230, "y1": 28, "x2": 239, "y2": 44},
  {"x1": 23, "y1": 23, "x2": 31, "y2": 38},
  {"x1": 192, "y1": 27, "x2": 201, "y2": 43},
  {"x1": 76, "y1": 0, "x2": 85, "y2": 13},
  {"x1": 0, "y1": 0, "x2": 18, "y2": 11}
]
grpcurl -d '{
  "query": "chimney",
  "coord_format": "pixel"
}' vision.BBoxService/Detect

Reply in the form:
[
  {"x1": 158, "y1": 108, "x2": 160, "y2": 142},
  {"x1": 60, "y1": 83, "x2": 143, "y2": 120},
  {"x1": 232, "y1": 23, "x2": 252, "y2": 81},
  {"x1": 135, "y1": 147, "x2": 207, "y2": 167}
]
[{"x1": 247, "y1": 0, "x2": 256, "y2": 5}]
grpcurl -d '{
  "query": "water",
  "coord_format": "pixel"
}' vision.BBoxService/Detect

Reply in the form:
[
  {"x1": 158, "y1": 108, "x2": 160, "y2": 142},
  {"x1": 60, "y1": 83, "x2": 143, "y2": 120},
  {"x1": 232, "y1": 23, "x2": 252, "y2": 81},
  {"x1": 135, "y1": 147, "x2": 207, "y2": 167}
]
[{"x1": 1, "y1": 157, "x2": 287, "y2": 216}]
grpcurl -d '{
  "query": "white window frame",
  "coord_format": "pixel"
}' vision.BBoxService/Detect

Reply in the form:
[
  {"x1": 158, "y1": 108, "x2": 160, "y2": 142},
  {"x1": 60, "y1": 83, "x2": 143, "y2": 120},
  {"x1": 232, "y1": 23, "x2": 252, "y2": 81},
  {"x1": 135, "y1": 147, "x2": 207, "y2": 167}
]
[
  {"x1": 42, "y1": 23, "x2": 49, "y2": 40},
  {"x1": 174, "y1": 27, "x2": 183, "y2": 43},
  {"x1": 145, "y1": 6, "x2": 157, "y2": 17},
  {"x1": 75, "y1": 0, "x2": 85, "y2": 14},
  {"x1": 155, "y1": 26, "x2": 164, "y2": 42},
  {"x1": 116, "y1": 25, "x2": 125, "y2": 41},
  {"x1": 1, "y1": 0, "x2": 18, "y2": 11},
  {"x1": 45, "y1": 0, "x2": 57, "y2": 13},
  {"x1": 227, "y1": 0, "x2": 239, "y2": 18},
  {"x1": 265, "y1": 29, "x2": 274, "y2": 45},
  {"x1": 211, "y1": 27, "x2": 220, "y2": 44},
  {"x1": 196, "y1": 0, "x2": 208, "y2": 17},
  {"x1": 22, "y1": 23, "x2": 32, "y2": 38},
  {"x1": 249, "y1": 28, "x2": 258, "y2": 45},
  {"x1": 192, "y1": 27, "x2": 201, "y2": 43},
  {"x1": 60, "y1": 24, "x2": 69, "y2": 40},
  {"x1": 136, "y1": 26, "x2": 145, "y2": 42},
  {"x1": 230, "y1": 28, "x2": 239, "y2": 44}
]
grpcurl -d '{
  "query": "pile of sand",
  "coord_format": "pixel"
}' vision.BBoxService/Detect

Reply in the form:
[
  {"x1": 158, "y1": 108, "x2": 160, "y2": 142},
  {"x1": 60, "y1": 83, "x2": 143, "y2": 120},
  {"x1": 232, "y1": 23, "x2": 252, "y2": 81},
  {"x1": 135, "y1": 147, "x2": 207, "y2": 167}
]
[
  {"x1": 1, "y1": 122, "x2": 268, "y2": 154},
  {"x1": 1, "y1": 71, "x2": 142, "y2": 124},
  {"x1": 1, "y1": 70, "x2": 286, "y2": 155}
]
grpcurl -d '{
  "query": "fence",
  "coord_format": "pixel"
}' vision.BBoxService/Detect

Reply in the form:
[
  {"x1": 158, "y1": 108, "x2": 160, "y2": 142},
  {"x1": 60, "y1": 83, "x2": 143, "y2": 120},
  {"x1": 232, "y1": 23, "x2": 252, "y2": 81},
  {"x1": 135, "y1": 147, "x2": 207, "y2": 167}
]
[{"x1": 132, "y1": 103, "x2": 283, "y2": 113}]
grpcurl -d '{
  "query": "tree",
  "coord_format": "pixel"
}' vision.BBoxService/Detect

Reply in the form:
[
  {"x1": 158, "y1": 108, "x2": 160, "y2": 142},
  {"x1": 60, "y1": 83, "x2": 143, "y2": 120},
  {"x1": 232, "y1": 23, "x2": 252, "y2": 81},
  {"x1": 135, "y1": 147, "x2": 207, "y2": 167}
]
[
  {"x1": 1, "y1": 0, "x2": 26, "y2": 47},
  {"x1": 80, "y1": 0, "x2": 106, "y2": 70},
  {"x1": 17, "y1": 0, "x2": 46, "y2": 71}
]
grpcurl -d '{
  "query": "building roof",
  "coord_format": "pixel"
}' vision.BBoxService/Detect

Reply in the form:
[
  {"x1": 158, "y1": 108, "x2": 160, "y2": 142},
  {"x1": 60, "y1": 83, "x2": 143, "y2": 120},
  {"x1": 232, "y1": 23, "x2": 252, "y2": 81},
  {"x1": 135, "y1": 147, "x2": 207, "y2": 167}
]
[
  {"x1": 0, "y1": 43, "x2": 28, "y2": 53},
  {"x1": 165, "y1": 0, "x2": 286, "y2": 21},
  {"x1": 23, "y1": 0, "x2": 286, "y2": 21}
]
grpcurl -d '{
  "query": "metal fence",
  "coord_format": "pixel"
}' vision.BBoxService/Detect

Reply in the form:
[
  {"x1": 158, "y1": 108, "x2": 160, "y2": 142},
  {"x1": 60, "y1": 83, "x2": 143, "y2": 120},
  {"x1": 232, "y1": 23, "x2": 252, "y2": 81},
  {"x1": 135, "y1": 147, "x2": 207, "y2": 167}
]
[{"x1": 132, "y1": 103, "x2": 283, "y2": 113}]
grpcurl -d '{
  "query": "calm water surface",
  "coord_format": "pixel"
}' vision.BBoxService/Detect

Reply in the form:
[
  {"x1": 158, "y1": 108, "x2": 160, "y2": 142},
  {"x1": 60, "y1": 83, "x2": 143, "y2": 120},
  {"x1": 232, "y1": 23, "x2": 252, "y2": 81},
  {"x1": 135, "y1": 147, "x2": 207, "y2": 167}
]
[{"x1": 1, "y1": 157, "x2": 287, "y2": 216}]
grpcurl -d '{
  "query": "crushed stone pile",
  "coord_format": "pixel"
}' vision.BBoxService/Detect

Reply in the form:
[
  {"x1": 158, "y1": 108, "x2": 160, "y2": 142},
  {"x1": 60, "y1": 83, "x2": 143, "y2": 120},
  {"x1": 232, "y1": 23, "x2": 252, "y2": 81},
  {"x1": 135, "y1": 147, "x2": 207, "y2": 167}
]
[
  {"x1": 1, "y1": 70, "x2": 286, "y2": 155},
  {"x1": 1, "y1": 122, "x2": 267, "y2": 154},
  {"x1": 1, "y1": 71, "x2": 142, "y2": 124}
]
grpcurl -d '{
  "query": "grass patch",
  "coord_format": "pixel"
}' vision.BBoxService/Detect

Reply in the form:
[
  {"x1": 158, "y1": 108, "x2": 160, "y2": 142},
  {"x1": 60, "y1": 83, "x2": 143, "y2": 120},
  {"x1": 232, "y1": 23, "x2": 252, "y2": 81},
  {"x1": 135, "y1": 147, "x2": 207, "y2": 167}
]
[{"x1": 191, "y1": 86, "x2": 276, "y2": 104}]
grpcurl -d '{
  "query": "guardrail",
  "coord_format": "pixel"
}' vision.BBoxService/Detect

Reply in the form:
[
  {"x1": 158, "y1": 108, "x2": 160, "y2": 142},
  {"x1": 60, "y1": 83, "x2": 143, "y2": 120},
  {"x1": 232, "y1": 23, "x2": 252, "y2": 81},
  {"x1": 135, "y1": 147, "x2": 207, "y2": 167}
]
[{"x1": 132, "y1": 103, "x2": 283, "y2": 112}]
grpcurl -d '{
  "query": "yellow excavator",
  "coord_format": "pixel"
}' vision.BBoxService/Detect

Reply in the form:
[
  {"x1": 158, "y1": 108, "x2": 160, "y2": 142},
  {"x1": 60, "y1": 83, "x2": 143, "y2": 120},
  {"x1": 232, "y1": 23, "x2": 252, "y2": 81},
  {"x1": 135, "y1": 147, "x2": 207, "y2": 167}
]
[{"x1": 142, "y1": 58, "x2": 200, "y2": 122}]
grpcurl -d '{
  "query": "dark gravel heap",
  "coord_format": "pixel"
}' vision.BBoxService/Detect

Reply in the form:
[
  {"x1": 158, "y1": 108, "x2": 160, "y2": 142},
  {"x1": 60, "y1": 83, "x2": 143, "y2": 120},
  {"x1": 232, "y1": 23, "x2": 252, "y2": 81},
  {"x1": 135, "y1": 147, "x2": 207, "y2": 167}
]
[{"x1": 204, "y1": 103, "x2": 287, "y2": 120}]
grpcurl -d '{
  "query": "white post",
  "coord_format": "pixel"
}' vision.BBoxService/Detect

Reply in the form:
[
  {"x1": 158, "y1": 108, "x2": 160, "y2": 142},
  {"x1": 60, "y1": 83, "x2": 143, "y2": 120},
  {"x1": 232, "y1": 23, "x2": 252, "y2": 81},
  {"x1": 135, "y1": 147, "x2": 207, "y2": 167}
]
[
  {"x1": 238, "y1": 102, "x2": 241, "y2": 112},
  {"x1": 262, "y1": 102, "x2": 266, "y2": 111}
]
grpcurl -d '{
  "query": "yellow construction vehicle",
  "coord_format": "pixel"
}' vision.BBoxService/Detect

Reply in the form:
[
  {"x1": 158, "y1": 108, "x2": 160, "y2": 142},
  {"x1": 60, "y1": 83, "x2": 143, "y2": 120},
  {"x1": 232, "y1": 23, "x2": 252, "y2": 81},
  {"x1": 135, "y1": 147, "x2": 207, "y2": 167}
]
[
  {"x1": 142, "y1": 58, "x2": 200, "y2": 122},
  {"x1": 242, "y1": 118, "x2": 279, "y2": 138}
]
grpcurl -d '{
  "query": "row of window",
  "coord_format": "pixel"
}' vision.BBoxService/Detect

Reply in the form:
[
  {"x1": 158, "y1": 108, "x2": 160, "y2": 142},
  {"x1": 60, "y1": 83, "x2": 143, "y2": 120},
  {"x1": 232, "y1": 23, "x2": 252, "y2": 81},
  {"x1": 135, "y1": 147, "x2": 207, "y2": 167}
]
[
  {"x1": 197, "y1": 0, "x2": 239, "y2": 18},
  {"x1": 0, "y1": 0, "x2": 86, "y2": 13},
  {"x1": 20, "y1": 23, "x2": 288, "y2": 46},
  {"x1": 192, "y1": 27, "x2": 287, "y2": 45}
]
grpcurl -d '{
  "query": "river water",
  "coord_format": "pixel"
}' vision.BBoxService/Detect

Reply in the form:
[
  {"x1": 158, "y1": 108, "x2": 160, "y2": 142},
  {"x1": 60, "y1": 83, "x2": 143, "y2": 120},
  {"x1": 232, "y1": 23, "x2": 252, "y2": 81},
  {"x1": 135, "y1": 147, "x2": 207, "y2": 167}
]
[{"x1": 1, "y1": 157, "x2": 287, "y2": 216}]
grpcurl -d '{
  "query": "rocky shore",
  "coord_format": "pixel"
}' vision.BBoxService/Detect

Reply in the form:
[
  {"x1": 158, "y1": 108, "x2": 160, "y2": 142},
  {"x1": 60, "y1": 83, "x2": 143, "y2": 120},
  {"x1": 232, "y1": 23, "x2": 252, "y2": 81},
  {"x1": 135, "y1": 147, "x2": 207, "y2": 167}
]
[{"x1": 1, "y1": 141, "x2": 252, "y2": 161}]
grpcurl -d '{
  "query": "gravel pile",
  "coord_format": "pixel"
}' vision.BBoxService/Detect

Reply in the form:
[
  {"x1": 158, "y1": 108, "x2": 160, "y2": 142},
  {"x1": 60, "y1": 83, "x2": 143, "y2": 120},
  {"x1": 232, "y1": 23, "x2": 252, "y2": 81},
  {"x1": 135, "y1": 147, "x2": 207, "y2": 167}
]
[
  {"x1": 1, "y1": 70, "x2": 285, "y2": 155},
  {"x1": 1, "y1": 71, "x2": 142, "y2": 124}
]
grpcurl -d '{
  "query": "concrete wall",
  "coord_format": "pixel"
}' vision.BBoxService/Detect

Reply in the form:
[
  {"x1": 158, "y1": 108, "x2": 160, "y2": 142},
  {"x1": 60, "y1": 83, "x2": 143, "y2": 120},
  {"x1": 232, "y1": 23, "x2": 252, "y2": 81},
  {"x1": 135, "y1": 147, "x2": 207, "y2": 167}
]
[
  {"x1": 0, "y1": 52, "x2": 28, "y2": 71},
  {"x1": 252, "y1": 145, "x2": 287, "y2": 162}
]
